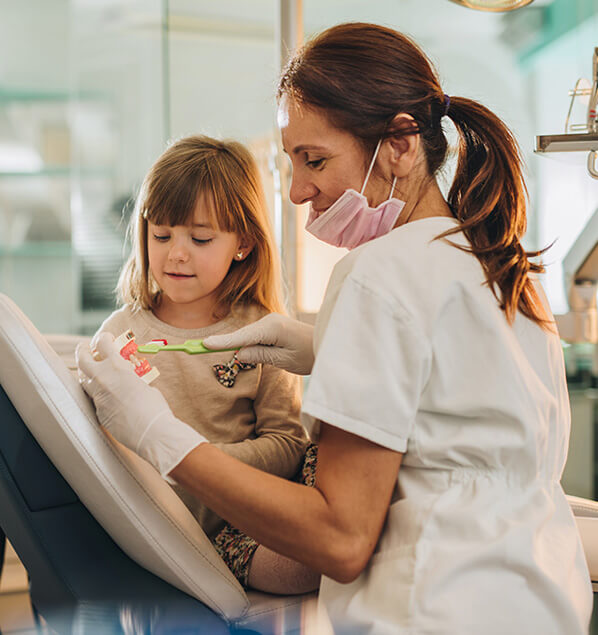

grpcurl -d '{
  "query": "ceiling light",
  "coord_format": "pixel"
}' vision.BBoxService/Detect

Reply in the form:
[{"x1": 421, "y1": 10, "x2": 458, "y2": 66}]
[{"x1": 449, "y1": 0, "x2": 534, "y2": 11}]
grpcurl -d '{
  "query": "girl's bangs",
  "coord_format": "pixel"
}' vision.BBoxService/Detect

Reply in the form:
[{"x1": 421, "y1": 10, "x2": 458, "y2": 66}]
[
  {"x1": 144, "y1": 203, "x2": 193, "y2": 227},
  {"x1": 205, "y1": 170, "x2": 249, "y2": 235},
  {"x1": 143, "y1": 167, "x2": 204, "y2": 226},
  {"x1": 143, "y1": 170, "x2": 246, "y2": 235},
  {"x1": 141, "y1": 145, "x2": 250, "y2": 237},
  {"x1": 143, "y1": 195, "x2": 196, "y2": 227}
]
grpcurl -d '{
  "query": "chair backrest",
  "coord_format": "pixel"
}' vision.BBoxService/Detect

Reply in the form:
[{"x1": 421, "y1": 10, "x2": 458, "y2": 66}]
[
  {"x1": 566, "y1": 494, "x2": 598, "y2": 583},
  {"x1": 0, "y1": 381, "x2": 232, "y2": 634},
  {"x1": 0, "y1": 293, "x2": 249, "y2": 622}
]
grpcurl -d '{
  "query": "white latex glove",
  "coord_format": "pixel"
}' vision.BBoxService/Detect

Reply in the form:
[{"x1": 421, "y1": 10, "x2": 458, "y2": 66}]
[
  {"x1": 203, "y1": 313, "x2": 315, "y2": 376},
  {"x1": 76, "y1": 332, "x2": 206, "y2": 482}
]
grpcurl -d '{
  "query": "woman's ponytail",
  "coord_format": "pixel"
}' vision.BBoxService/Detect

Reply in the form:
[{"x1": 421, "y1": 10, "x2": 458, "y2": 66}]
[{"x1": 440, "y1": 97, "x2": 548, "y2": 326}]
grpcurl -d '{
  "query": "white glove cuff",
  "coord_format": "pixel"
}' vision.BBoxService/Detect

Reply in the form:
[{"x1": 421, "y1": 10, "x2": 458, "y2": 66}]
[{"x1": 136, "y1": 412, "x2": 207, "y2": 484}]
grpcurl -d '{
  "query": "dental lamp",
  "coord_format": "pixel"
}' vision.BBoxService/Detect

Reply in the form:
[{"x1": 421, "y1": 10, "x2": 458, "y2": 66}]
[
  {"x1": 448, "y1": 0, "x2": 534, "y2": 11},
  {"x1": 555, "y1": 208, "x2": 598, "y2": 343}
]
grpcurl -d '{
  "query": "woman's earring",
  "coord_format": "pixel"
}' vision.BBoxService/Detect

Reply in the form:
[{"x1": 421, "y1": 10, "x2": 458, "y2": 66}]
[{"x1": 235, "y1": 251, "x2": 244, "y2": 260}]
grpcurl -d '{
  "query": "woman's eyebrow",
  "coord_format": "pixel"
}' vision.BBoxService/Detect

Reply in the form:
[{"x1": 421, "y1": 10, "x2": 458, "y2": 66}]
[{"x1": 291, "y1": 144, "x2": 328, "y2": 155}]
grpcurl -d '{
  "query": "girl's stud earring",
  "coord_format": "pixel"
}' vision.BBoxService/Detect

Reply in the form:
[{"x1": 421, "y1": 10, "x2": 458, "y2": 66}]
[{"x1": 235, "y1": 252, "x2": 244, "y2": 260}]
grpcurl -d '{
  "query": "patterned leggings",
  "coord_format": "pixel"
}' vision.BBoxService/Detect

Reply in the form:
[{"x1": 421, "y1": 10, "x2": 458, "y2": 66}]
[{"x1": 212, "y1": 443, "x2": 318, "y2": 586}]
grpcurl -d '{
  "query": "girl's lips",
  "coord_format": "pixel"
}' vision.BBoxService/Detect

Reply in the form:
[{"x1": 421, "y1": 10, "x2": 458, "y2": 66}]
[{"x1": 166, "y1": 273, "x2": 194, "y2": 279}]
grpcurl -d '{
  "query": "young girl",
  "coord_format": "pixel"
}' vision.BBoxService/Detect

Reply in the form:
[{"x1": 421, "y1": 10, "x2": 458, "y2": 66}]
[{"x1": 93, "y1": 135, "x2": 319, "y2": 594}]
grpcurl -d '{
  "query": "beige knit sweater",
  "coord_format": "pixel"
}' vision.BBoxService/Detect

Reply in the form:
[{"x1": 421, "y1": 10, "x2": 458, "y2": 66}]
[{"x1": 95, "y1": 303, "x2": 307, "y2": 537}]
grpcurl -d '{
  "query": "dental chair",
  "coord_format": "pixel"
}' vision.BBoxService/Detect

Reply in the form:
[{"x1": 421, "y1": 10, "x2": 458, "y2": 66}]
[{"x1": 0, "y1": 293, "x2": 317, "y2": 634}]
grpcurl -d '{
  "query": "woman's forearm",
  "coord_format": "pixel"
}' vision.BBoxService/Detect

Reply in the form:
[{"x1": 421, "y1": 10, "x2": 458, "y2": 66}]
[
  {"x1": 169, "y1": 425, "x2": 402, "y2": 583},
  {"x1": 170, "y1": 443, "x2": 356, "y2": 581}
]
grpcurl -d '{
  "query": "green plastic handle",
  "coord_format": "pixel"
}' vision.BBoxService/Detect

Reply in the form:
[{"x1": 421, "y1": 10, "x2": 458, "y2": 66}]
[{"x1": 137, "y1": 339, "x2": 238, "y2": 355}]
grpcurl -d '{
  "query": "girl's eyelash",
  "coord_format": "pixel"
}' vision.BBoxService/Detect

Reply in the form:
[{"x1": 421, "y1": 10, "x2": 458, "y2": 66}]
[{"x1": 151, "y1": 234, "x2": 212, "y2": 245}]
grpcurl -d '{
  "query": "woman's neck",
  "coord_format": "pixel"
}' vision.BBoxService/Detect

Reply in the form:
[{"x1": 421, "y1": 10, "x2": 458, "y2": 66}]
[{"x1": 395, "y1": 177, "x2": 453, "y2": 228}]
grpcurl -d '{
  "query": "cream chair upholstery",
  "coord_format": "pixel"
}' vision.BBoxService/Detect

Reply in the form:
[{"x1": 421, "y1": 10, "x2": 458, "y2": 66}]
[{"x1": 567, "y1": 495, "x2": 598, "y2": 587}]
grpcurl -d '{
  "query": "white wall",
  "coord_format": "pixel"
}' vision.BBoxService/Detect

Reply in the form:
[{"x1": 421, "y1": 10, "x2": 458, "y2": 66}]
[{"x1": 0, "y1": 0, "x2": 70, "y2": 92}]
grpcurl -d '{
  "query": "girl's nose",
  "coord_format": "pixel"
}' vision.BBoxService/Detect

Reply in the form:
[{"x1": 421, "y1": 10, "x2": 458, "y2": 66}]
[
  {"x1": 168, "y1": 241, "x2": 189, "y2": 263},
  {"x1": 289, "y1": 172, "x2": 318, "y2": 206}
]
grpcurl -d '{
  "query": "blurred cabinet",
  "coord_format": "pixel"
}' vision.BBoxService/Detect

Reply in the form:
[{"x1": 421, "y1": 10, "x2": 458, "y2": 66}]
[
  {"x1": 0, "y1": 87, "x2": 121, "y2": 334},
  {"x1": 564, "y1": 388, "x2": 597, "y2": 499},
  {"x1": 563, "y1": 344, "x2": 598, "y2": 499},
  {"x1": 0, "y1": 89, "x2": 74, "y2": 333}
]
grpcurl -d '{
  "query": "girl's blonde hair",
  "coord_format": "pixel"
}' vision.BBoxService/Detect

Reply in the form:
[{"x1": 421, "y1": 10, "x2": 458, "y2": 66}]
[{"x1": 117, "y1": 135, "x2": 284, "y2": 317}]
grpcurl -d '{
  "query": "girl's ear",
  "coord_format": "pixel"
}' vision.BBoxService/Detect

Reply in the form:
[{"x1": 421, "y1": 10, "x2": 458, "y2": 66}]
[
  {"x1": 235, "y1": 237, "x2": 255, "y2": 261},
  {"x1": 385, "y1": 113, "x2": 420, "y2": 179}
]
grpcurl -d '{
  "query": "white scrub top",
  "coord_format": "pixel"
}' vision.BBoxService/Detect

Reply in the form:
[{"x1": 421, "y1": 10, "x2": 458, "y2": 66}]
[{"x1": 302, "y1": 217, "x2": 592, "y2": 634}]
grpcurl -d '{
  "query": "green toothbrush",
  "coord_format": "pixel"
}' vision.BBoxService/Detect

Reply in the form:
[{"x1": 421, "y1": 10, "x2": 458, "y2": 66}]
[{"x1": 137, "y1": 339, "x2": 238, "y2": 355}]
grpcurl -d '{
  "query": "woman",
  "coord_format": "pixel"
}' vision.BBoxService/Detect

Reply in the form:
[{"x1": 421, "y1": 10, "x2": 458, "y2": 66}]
[{"x1": 78, "y1": 23, "x2": 592, "y2": 633}]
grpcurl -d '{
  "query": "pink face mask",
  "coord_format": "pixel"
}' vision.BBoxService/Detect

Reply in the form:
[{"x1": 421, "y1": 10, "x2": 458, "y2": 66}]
[{"x1": 305, "y1": 139, "x2": 406, "y2": 250}]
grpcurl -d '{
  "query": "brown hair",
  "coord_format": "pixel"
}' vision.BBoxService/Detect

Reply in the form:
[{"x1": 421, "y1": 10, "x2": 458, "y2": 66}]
[
  {"x1": 278, "y1": 22, "x2": 547, "y2": 326},
  {"x1": 117, "y1": 135, "x2": 284, "y2": 317}
]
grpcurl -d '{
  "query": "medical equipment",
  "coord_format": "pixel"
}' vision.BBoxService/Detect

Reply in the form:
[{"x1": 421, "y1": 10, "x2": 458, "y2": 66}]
[
  {"x1": 137, "y1": 339, "x2": 237, "y2": 355},
  {"x1": 555, "y1": 208, "x2": 598, "y2": 343},
  {"x1": 533, "y1": 47, "x2": 598, "y2": 343},
  {"x1": 0, "y1": 293, "x2": 316, "y2": 634},
  {"x1": 535, "y1": 48, "x2": 598, "y2": 179}
]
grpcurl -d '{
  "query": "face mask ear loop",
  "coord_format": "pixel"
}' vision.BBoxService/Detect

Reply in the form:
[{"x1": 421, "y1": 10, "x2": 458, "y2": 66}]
[
  {"x1": 388, "y1": 176, "x2": 397, "y2": 199},
  {"x1": 360, "y1": 139, "x2": 383, "y2": 195}
]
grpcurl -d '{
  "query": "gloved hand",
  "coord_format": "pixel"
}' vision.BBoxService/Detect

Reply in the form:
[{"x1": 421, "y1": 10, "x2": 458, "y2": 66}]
[
  {"x1": 76, "y1": 332, "x2": 206, "y2": 482},
  {"x1": 203, "y1": 313, "x2": 315, "y2": 375}
]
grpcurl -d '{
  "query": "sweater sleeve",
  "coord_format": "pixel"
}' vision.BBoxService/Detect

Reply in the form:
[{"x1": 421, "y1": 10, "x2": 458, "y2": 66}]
[
  {"x1": 212, "y1": 364, "x2": 308, "y2": 479},
  {"x1": 92, "y1": 308, "x2": 134, "y2": 345}
]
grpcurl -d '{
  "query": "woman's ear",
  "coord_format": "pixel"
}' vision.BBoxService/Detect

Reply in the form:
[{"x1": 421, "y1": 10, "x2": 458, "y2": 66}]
[{"x1": 385, "y1": 114, "x2": 420, "y2": 179}]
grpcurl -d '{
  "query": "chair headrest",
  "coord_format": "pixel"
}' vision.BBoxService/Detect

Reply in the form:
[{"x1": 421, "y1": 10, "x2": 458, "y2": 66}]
[{"x1": 0, "y1": 293, "x2": 249, "y2": 620}]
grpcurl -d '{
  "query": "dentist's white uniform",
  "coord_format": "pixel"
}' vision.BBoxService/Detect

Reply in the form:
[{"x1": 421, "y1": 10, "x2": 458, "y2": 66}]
[{"x1": 302, "y1": 216, "x2": 592, "y2": 634}]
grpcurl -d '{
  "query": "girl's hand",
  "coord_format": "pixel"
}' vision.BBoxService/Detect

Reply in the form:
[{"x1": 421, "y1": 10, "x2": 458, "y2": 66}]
[
  {"x1": 203, "y1": 313, "x2": 315, "y2": 375},
  {"x1": 76, "y1": 332, "x2": 206, "y2": 482}
]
